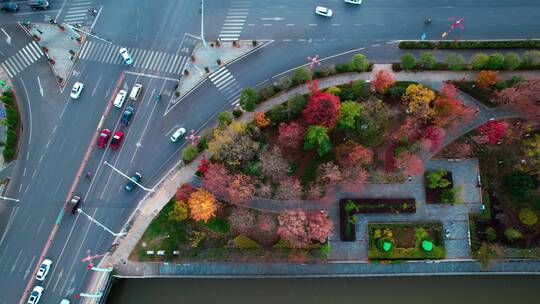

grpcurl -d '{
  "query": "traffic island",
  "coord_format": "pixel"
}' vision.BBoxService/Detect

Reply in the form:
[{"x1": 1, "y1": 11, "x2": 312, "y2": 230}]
[
  {"x1": 19, "y1": 22, "x2": 87, "y2": 88},
  {"x1": 175, "y1": 39, "x2": 272, "y2": 101}
]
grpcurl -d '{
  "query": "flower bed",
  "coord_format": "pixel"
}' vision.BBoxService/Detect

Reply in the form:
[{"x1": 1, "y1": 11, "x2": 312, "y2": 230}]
[
  {"x1": 339, "y1": 198, "x2": 416, "y2": 241},
  {"x1": 399, "y1": 40, "x2": 540, "y2": 49},
  {"x1": 424, "y1": 170, "x2": 454, "y2": 204},
  {"x1": 368, "y1": 222, "x2": 445, "y2": 260},
  {"x1": 0, "y1": 91, "x2": 21, "y2": 162}
]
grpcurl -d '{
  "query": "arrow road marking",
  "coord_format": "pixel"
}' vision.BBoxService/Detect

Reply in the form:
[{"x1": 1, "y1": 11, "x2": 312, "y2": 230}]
[{"x1": 1, "y1": 28, "x2": 11, "y2": 45}]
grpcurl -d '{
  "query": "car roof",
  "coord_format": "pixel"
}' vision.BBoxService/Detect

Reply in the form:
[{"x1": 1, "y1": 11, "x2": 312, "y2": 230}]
[{"x1": 118, "y1": 90, "x2": 127, "y2": 95}]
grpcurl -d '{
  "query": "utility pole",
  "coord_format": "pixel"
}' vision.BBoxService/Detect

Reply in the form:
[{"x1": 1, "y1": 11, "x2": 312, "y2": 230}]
[
  {"x1": 103, "y1": 161, "x2": 155, "y2": 192},
  {"x1": 0, "y1": 196, "x2": 19, "y2": 202},
  {"x1": 200, "y1": 0, "x2": 207, "y2": 47},
  {"x1": 77, "y1": 208, "x2": 126, "y2": 237}
]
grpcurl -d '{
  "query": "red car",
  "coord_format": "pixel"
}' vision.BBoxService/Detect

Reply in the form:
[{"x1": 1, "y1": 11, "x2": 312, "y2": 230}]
[
  {"x1": 110, "y1": 131, "x2": 124, "y2": 150},
  {"x1": 97, "y1": 128, "x2": 111, "y2": 149}
]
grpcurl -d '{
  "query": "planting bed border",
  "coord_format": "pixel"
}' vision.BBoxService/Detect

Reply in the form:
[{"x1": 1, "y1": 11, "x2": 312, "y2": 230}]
[
  {"x1": 424, "y1": 172, "x2": 454, "y2": 204},
  {"x1": 339, "y1": 198, "x2": 416, "y2": 241},
  {"x1": 398, "y1": 39, "x2": 540, "y2": 49}
]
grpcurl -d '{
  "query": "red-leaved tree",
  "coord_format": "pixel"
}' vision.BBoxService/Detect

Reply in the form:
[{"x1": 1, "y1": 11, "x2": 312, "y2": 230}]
[
  {"x1": 476, "y1": 120, "x2": 509, "y2": 144},
  {"x1": 175, "y1": 183, "x2": 195, "y2": 202},
  {"x1": 432, "y1": 83, "x2": 475, "y2": 129},
  {"x1": 496, "y1": 78, "x2": 540, "y2": 118},
  {"x1": 228, "y1": 173, "x2": 256, "y2": 204},
  {"x1": 307, "y1": 211, "x2": 333, "y2": 243},
  {"x1": 277, "y1": 210, "x2": 310, "y2": 248},
  {"x1": 276, "y1": 176, "x2": 303, "y2": 200},
  {"x1": 278, "y1": 121, "x2": 306, "y2": 149},
  {"x1": 260, "y1": 146, "x2": 290, "y2": 181},
  {"x1": 422, "y1": 125, "x2": 446, "y2": 152},
  {"x1": 394, "y1": 152, "x2": 424, "y2": 176},
  {"x1": 302, "y1": 91, "x2": 341, "y2": 128},
  {"x1": 370, "y1": 70, "x2": 396, "y2": 94},
  {"x1": 197, "y1": 158, "x2": 210, "y2": 176},
  {"x1": 202, "y1": 162, "x2": 230, "y2": 197},
  {"x1": 335, "y1": 141, "x2": 374, "y2": 167},
  {"x1": 228, "y1": 207, "x2": 256, "y2": 235},
  {"x1": 341, "y1": 165, "x2": 369, "y2": 193}
]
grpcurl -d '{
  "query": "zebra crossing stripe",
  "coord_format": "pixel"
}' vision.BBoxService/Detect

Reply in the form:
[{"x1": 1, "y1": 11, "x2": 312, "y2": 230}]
[
  {"x1": 224, "y1": 83, "x2": 241, "y2": 94},
  {"x1": 134, "y1": 49, "x2": 146, "y2": 67},
  {"x1": 5, "y1": 59, "x2": 20, "y2": 74},
  {"x1": 31, "y1": 41, "x2": 44, "y2": 56},
  {"x1": 101, "y1": 45, "x2": 114, "y2": 63},
  {"x1": 20, "y1": 48, "x2": 33, "y2": 65},
  {"x1": 14, "y1": 53, "x2": 28, "y2": 70},
  {"x1": 216, "y1": 77, "x2": 235, "y2": 91},
  {"x1": 144, "y1": 51, "x2": 156, "y2": 69},
  {"x1": 1, "y1": 63, "x2": 13, "y2": 78},
  {"x1": 84, "y1": 41, "x2": 97, "y2": 59},
  {"x1": 176, "y1": 56, "x2": 188, "y2": 74},
  {"x1": 151, "y1": 52, "x2": 164, "y2": 71},
  {"x1": 79, "y1": 41, "x2": 91, "y2": 59},
  {"x1": 211, "y1": 70, "x2": 231, "y2": 83},
  {"x1": 161, "y1": 54, "x2": 173, "y2": 73},
  {"x1": 167, "y1": 54, "x2": 179, "y2": 73},
  {"x1": 23, "y1": 46, "x2": 36, "y2": 62},
  {"x1": 94, "y1": 43, "x2": 106, "y2": 61}
]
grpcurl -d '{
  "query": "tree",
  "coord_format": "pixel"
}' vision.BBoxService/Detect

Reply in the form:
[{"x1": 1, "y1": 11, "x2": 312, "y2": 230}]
[
  {"x1": 260, "y1": 146, "x2": 289, "y2": 180},
  {"x1": 228, "y1": 174, "x2": 256, "y2": 204},
  {"x1": 351, "y1": 53, "x2": 370, "y2": 71},
  {"x1": 253, "y1": 112, "x2": 270, "y2": 127},
  {"x1": 518, "y1": 208, "x2": 538, "y2": 226},
  {"x1": 293, "y1": 67, "x2": 312, "y2": 84},
  {"x1": 394, "y1": 152, "x2": 424, "y2": 176},
  {"x1": 218, "y1": 111, "x2": 233, "y2": 127},
  {"x1": 522, "y1": 50, "x2": 540, "y2": 67},
  {"x1": 523, "y1": 134, "x2": 540, "y2": 175},
  {"x1": 302, "y1": 91, "x2": 341, "y2": 128},
  {"x1": 476, "y1": 120, "x2": 508, "y2": 144},
  {"x1": 277, "y1": 210, "x2": 310, "y2": 248},
  {"x1": 176, "y1": 183, "x2": 195, "y2": 201},
  {"x1": 503, "y1": 52, "x2": 521, "y2": 70},
  {"x1": 504, "y1": 228, "x2": 522, "y2": 241},
  {"x1": 277, "y1": 75, "x2": 292, "y2": 90},
  {"x1": 229, "y1": 207, "x2": 256, "y2": 235},
  {"x1": 402, "y1": 84, "x2": 436, "y2": 121},
  {"x1": 239, "y1": 87, "x2": 260, "y2": 112},
  {"x1": 419, "y1": 52, "x2": 437, "y2": 69},
  {"x1": 422, "y1": 126, "x2": 446, "y2": 152},
  {"x1": 496, "y1": 78, "x2": 540, "y2": 117},
  {"x1": 168, "y1": 200, "x2": 189, "y2": 222},
  {"x1": 188, "y1": 188, "x2": 217, "y2": 223},
  {"x1": 337, "y1": 101, "x2": 362, "y2": 130},
  {"x1": 370, "y1": 70, "x2": 396, "y2": 94},
  {"x1": 307, "y1": 211, "x2": 333, "y2": 243},
  {"x1": 276, "y1": 177, "x2": 303, "y2": 200},
  {"x1": 432, "y1": 83, "x2": 475, "y2": 129},
  {"x1": 341, "y1": 165, "x2": 369, "y2": 193},
  {"x1": 207, "y1": 123, "x2": 260, "y2": 168},
  {"x1": 476, "y1": 70, "x2": 500, "y2": 88},
  {"x1": 401, "y1": 53, "x2": 416, "y2": 70},
  {"x1": 182, "y1": 145, "x2": 199, "y2": 162},
  {"x1": 335, "y1": 141, "x2": 374, "y2": 167},
  {"x1": 318, "y1": 162, "x2": 343, "y2": 189},
  {"x1": 203, "y1": 162, "x2": 230, "y2": 197},
  {"x1": 278, "y1": 121, "x2": 305, "y2": 148},
  {"x1": 304, "y1": 125, "x2": 332, "y2": 156},
  {"x1": 197, "y1": 158, "x2": 210, "y2": 175},
  {"x1": 355, "y1": 99, "x2": 389, "y2": 147},
  {"x1": 487, "y1": 52, "x2": 505, "y2": 70},
  {"x1": 502, "y1": 171, "x2": 536, "y2": 198},
  {"x1": 445, "y1": 54, "x2": 466, "y2": 71},
  {"x1": 470, "y1": 53, "x2": 489, "y2": 70}
]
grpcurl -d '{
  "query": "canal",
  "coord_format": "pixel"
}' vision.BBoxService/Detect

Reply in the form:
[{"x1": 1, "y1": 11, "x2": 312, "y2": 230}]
[{"x1": 107, "y1": 275, "x2": 540, "y2": 304}]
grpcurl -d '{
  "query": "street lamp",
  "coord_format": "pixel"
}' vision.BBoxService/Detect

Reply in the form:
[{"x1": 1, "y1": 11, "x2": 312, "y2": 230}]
[
  {"x1": 103, "y1": 161, "x2": 155, "y2": 192},
  {"x1": 0, "y1": 196, "x2": 20, "y2": 202},
  {"x1": 77, "y1": 208, "x2": 126, "y2": 237}
]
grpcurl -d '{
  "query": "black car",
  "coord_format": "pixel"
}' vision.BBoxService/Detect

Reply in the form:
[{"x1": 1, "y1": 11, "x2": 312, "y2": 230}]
[
  {"x1": 65, "y1": 195, "x2": 81, "y2": 214},
  {"x1": 121, "y1": 106, "x2": 134, "y2": 125},
  {"x1": 28, "y1": 0, "x2": 49, "y2": 10},
  {"x1": 1, "y1": 3, "x2": 19, "y2": 12},
  {"x1": 125, "y1": 172, "x2": 142, "y2": 192}
]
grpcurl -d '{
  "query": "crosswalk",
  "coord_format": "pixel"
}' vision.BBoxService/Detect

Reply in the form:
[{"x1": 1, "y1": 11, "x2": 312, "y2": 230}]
[
  {"x1": 78, "y1": 41, "x2": 188, "y2": 74},
  {"x1": 62, "y1": 0, "x2": 93, "y2": 24},
  {"x1": 1, "y1": 41, "x2": 44, "y2": 78},
  {"x1": 208, "y1": 67, "x2": 243, "y2": 106},
  {"x1": 219, "y1": 0, "x2": 251, "y2": 42}
]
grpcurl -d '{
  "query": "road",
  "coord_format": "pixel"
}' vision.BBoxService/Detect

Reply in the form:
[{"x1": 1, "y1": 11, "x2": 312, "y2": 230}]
[{"x1": 0, "y1": 0, "x2": 540, "y2": 303}]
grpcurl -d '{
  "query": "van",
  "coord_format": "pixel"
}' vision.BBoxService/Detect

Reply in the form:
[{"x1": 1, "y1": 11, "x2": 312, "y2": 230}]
[
  {"x1": 28, "y1": 0, "x2": 49, "y2": 10},
  {"x1": 66, "y1": 195, "x2": 81, "y2": 214},
  {"x1": 129, "y1": 84, "x2": 143, "y2": 101}
]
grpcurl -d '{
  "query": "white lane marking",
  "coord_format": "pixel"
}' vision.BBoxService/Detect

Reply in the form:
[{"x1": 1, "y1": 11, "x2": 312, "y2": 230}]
[
  {"x1": 23, "y1": 255, "x2": 37, "y2": 280},
  {"x1": 10, "y1": 250, "x2": 23, "y2": 274}
]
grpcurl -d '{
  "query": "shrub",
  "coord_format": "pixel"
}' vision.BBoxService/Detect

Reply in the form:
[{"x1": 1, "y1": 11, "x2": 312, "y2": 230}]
[
  {"x1": 503, "y1": 52, "x2": 521, "y2": 70},
  {"x1": 485, "y1": 227, "x2": 497, "y2": 241},
  {"x1": 182, "y1": 145, "x2": 199, "y2": 162},
  {"x1": 522, "y1": 50, "x2": 540, "y2": 67},
  {"x1": 386, "y1": 86, "x2": 406, "y2": 98},
  {"x1": 518, "y1": 208, "x2": 538, "y2": 226},
  {"x1": 441, "y1": 187, "x2": 462, "y2": 204},
  {"x1": 239, "y1": 87, "x2": 260, "y2": 112},
  {"x1": 504, "y1": 228, "x2": 522, "y2": 241},
  {"x1": 232, "y1": 234, "x2": 262, "y2": 249},
  {"x1": 243, "y1": 160, "x2": 262, "y2": 176},
  {"x1": 445, "y1": 54, "x2": 466, "y2": 70},
  {"x1": 259, "y1": 85, "x2": 277, "y2": 100},
  {"x1": 304, "y1": 125, "x2": 332, "y2": 156},
  {"x1": 277, "y1": 76, "x2": 292, "y2": 90},
  {"x1": 293, "y1": 67, "x2": 313, "y2": 85},
  {"x1": 351, "y1": 53, "x2": 370, "y2": 72},
  {"x1": 426, "y1": 169, "x2": 450, "y2": 189},
  {"x1": 377, "y1": 237, "x2": 394, "y2": 252},
  {"x1": 326, "y1": 86, "x2": 342, "y2": 95},
  {"x1": 419, "y1": 52, "x2": 437, "y2": 69},
  {"x1": 232, "y1": 108, "x2": 243, "y2": 118},
  {"x1": 470, "y1": 53, "x2": 489, "y2": 70},
  {"x1": 502, "y1": 171, "x2": 536, "y2": 199},
  {"x1": 265, "y1": 103, "x2": 289, "y2": 123},
  {"x1": 218, "y1": 111, "x2": 233, "y2": 127},
  {"x1": 401, "y1": 53, "x2": 416, "y2": 70},
  {"x1": 316, "y1": 65, "x2": 336, "y2": 78},
  {"x1": 288, "y1": 94, "x2": 308, "y2": 117},
  {"x1": 487, "y1": 52, "x2": 505, "y2": 70},
  {"x1": 335, "y1": 63, "x2": 354, "y2": 73}
]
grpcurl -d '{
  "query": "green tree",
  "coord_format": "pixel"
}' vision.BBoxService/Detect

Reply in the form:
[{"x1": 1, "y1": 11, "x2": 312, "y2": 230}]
[
  {"x1": 304, "y1": 125, "x2": 332, "y2": 156},
  {"x1": 487, "y1": 52, "x2": 505, "y2": 70},
  {"x1": 293, "y1": 67, "x2": 313, "y2": 84},
  {"x1": 278, "y1": 76, "x2": 292, "y2": 90},
  {"x1": 504, "y1": 228, "x2": 522, "y2": 241},
  {"x1": 419, "y1": 52, "x2": 437, "y2": 69},
  {"x1": 401, "y1": 53, "x2": 416, "y2": 70},
  {"x1": 503, "y1": 52, "x2": 521, "y2": 70},
  {"x1": 470, "y1": 53, "x2": 489, "y2": 70},
  {"x1": 522, "y1": 50, "x2": 540, "y2": 67},
  {"x1": 168, "y1": 200, "x2": 189, "y2": 222},
  {"x1": 350, "y1": 53, "x2": 370, "y2": 72},
  {"x1": 426, "y1": 168, "x2": 450, "y2": 189},
  {"x1": 354, "y1": 99, "x2": 389, "y2": 147},
  {"x1": 485, "y1": 227, "x2": 497, "y2": 241},
  {"x1": 337, "y1": 101, "x2": 362, "y2": 130},
  {"x1": 445, "y1": 54, "x2": 466, "y2": 71},
  {"x1": 217, "y1": 111, "x2": 233, "y2": 127},
  {"x1": 182, "y1": 145, "x2": 199, "y2": 163},
  {"x1": 239, "y1": 87, "x2": 260, "y2": 112},
  {"x1": 502, "y1": 171, "x2": 536, "y2": 199}
]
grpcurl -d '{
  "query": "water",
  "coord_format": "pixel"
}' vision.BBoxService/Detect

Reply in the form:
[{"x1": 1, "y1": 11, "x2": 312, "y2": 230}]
[{"x1": 107, "y1": 275, "x2": 540, "y2": 304}]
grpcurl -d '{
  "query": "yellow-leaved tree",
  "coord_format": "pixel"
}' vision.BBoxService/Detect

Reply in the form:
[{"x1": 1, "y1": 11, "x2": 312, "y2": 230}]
[
  {"x1": 187, "y1": 188, "x2": 217, "y2": 223},
  {"x1": 402, "y1": 84, "x2": 436, "y2": 121},
  {"x1": 167, "y1": 200, "x2": 189, "y2": 222}
]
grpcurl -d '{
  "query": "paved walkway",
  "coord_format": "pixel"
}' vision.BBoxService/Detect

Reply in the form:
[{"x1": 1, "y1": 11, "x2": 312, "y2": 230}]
[{"x1": 97, "y1": 65, "x2": 538, "y2": 279}]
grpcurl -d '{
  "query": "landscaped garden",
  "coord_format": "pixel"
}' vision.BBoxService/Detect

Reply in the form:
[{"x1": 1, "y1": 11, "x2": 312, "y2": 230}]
[{"x1": 368, "y1": 222, "x2": 445, "y2": 260}]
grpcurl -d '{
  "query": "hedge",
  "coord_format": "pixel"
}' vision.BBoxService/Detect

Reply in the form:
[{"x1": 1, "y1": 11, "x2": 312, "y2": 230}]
[
  {"x1": 399, "y1": 40, "x2": 540, "y2": 49},
  {"x1": 0, "y1": 91, "x2": 21, "y2": 162}
]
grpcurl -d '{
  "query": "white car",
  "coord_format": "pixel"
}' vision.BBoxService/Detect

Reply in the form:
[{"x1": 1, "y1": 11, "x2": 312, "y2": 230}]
[
  {"x1": 170, "y1": 127, "x2": 186, "y2": 142},
  {"x1": 344, "y1": 0, "x2": 362, "y2": 4},
  {"x1": 315, "y1": 6, "x2": 333, "y2": 17},
  {"x1": 70, "y1": 82, "x2": 83, "y2": 99},
  {"x1": 119, "y1": 47, "x2": 133, "y2": 65},
  {"x1": 35, "y1": 259, "x2": 52, "y2": 281},
  {"x1": 113, "y1": 90, "x2": 127, "y2": 108},
  {"x1": 60, "y1": 299, "x2": 70, "y2": 304},
  {"x1": 27, "y1": 286, "x2": 44, "y2": 304}
]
